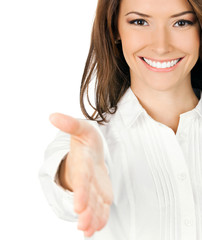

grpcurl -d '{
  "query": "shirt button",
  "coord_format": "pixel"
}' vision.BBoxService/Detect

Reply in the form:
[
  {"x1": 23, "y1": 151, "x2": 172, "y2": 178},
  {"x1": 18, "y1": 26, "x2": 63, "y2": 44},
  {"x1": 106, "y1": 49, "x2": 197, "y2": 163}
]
[
  {"x1": 177, "y1": 172, "x2": 187, "y2": 181},
  {"x1": 184, "y1": 218, "x2": 193, "y2": 227}
]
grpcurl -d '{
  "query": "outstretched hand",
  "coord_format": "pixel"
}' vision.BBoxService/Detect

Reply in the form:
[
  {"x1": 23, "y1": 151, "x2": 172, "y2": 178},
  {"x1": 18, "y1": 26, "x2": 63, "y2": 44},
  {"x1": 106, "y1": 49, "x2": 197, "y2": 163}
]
[{"x1": 49, "y1": 113, "x2": 113, "y2": 237}]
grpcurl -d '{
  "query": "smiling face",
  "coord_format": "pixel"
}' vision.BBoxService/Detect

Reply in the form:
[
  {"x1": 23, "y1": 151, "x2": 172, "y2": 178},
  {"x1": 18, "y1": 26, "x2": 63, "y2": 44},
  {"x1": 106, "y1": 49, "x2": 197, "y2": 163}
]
[{"x1": 118, "y1": 0, "x2": 200, "y2": 92}]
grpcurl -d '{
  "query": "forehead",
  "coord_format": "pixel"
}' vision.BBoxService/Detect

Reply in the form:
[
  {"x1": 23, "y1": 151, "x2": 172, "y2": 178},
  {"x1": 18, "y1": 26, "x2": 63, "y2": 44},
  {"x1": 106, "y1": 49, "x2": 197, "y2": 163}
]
[{"x1": 119, "y1": 0, "x2": 193, "y2": 14}]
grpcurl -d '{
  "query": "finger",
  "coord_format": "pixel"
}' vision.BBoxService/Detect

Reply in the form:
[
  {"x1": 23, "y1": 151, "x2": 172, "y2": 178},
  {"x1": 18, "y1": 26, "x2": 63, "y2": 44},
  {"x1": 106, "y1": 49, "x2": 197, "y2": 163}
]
[
  {"x1": 77, "y1": 185, "x2": 98, "y2": 230},
  {"x1": 49, "y1": 113, "x2": 82, "y2": 135},
  {"x1": 50, "y1": 112, "x2": 95, "y2": 138},
  {"x1": 94, "y1": 166, "x2": 114, "y2": 205},
  {"x1": 73, "y1": 169, "x2": 92, "y2": 213},
  {"x1": 97, "y1": 203, "x2": 110, "y2": 230},
  {"x1": 72, "y1": 161, "x2": 92, "y2": 213},
  {"x1": 85, "y1": 184, "x2": 97, "y2": 213},
  {"x1": 77, "y1": 206, "x2": 93, "y2": 230},
  {"x1": 74, "y1": 185, "x2": 89, "y2": 213},
  {"x1": 84, "y1": 227, "x2": 95, "y2": 238},
  {"x1": 92, "y1": 195, "x2": 104, "y2": 231}
]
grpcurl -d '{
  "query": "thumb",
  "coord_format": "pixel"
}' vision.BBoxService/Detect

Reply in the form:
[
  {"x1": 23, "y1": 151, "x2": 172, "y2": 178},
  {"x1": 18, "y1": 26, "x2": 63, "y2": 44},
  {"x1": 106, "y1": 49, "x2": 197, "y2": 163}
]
[{"x1": 49, "y1": 112, "x2": 88, "y2": 136}]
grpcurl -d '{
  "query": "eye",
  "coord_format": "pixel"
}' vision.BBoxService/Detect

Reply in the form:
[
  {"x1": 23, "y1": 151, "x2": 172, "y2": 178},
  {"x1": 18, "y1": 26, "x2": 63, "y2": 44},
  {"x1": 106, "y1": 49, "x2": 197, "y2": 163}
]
[
  {"x1": 129, "y1": 19, "x2": 149, "y2": 26},
  {"x1": 174, "y1": 20, "x2": 194, "y2": 27}
]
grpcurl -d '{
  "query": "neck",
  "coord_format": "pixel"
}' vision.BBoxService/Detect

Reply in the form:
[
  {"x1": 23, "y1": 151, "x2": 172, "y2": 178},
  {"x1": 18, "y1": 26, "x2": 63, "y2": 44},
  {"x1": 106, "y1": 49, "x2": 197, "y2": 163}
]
[{"x1": 130, "y1": 80, "x2": 199, "y2": 134}]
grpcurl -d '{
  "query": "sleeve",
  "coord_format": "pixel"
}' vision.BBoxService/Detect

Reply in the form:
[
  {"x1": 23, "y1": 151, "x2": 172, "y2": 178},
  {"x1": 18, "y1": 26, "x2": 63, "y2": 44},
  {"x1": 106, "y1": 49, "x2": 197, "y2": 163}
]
[
  {"x1": 38, "y1": 122, "x2": 110, "y2": 222},
  {"x1": 38, "y1": 130, "x2": 78, "y2": 221}
]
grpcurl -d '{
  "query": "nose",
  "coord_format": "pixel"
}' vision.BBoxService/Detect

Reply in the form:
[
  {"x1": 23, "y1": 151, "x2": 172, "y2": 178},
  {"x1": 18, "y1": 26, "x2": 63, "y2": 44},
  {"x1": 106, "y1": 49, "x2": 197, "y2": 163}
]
[{"x1": 151, "y1": 26, "x2": 172, "y2": 55}]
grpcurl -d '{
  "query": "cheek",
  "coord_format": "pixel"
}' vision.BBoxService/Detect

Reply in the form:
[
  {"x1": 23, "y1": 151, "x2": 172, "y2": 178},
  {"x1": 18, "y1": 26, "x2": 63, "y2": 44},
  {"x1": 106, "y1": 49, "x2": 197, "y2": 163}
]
[
  {"x1": 173, "y1": 30, "x2": 200, "y2": 55},
  {"x1": 121, "y1": 31, "x2": 148, "y2": 58},
  {"x1": 191, "y1": 31, "x2": 200, "y2": 55}
]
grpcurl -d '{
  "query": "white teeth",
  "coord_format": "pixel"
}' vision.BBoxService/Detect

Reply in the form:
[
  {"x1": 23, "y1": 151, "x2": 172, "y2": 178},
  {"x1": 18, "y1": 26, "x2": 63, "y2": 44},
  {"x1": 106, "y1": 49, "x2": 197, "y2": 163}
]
[{"x1": 143, "y1": 57, "x2": 180, "y2": 68}]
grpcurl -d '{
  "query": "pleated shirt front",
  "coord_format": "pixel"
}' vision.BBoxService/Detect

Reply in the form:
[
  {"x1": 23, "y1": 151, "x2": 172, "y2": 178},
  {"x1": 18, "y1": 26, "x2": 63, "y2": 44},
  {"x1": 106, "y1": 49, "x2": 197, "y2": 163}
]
[{"x1": 39, "y1": 87, "x2": 202, "y2": 240}]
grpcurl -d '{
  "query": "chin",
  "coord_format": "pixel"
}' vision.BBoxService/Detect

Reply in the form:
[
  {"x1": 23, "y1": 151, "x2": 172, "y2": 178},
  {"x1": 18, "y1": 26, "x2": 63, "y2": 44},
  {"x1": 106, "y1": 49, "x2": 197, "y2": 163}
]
[{"x1": 144, "y1": 78, "x2": 180, "y2": 92}]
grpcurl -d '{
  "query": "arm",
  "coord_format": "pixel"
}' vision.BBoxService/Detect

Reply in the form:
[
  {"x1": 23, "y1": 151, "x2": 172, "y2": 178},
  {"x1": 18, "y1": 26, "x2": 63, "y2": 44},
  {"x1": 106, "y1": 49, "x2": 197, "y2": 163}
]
[
  {"x1": 39, "y1": 115, "x2": 112, "y2": 237},
  {"x1": 39, "y1": 130, "x2": 78, "y2": 221},
  {"x1": 57, "y1": 153, "x2": 73, "y2": 192}
]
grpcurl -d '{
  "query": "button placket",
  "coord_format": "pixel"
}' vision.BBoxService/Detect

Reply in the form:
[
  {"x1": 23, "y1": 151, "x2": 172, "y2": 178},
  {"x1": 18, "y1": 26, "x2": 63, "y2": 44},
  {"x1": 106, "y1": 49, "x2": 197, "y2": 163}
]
[
  {"x1": 176, "y1": 115, "x2": 190, "y2": 140},
  {"x1": 167, "y1": 129, "x2": 196, "y2": 239}
]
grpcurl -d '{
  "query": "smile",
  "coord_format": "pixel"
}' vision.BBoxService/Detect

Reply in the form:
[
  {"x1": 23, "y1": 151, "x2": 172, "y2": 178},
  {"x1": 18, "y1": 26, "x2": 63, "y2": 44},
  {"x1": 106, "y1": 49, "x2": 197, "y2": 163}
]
[{"x1": 139, "y1": 57, "x2": 184, "y2": 72}]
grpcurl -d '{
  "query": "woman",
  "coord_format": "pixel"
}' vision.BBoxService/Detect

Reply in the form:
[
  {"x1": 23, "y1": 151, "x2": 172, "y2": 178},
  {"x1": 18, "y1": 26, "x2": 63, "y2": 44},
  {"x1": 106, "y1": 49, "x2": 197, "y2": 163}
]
[{"x1": 39, "y1": 0, "x2": 202, "y2": 239}]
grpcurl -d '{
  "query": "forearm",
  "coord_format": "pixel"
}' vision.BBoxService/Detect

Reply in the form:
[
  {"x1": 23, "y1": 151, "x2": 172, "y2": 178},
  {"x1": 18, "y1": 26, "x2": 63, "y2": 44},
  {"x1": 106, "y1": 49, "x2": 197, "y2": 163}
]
[{"x1": 58, "y1": 154, "x2": 74, "y2": 192}]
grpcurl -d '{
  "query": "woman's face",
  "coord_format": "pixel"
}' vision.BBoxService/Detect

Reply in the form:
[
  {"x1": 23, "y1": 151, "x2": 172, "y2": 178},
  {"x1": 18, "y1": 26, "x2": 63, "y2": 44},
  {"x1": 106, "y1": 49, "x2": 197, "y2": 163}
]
[{"x1": 118, "y1": 0, "x2": 201, "y2": 91}]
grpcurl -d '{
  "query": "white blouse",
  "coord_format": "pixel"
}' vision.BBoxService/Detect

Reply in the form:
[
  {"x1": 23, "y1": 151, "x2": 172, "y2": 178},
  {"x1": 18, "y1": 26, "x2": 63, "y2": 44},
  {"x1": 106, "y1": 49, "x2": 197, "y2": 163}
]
[{"x1": 39, "y1": 87, "x2": 202, "y2": 240}]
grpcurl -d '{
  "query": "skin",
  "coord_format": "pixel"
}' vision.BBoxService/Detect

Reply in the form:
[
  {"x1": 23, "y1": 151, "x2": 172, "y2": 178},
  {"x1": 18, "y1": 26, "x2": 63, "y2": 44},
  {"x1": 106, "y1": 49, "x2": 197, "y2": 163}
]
[
  {"x1": 49, "y1": 0, "x2": 201, "y2": 238},
  {"x1": 118, "y1": 0, "x2": 200, "y2": 134},
  {"x1": 50, "y1": 114, "x2": 113, "y2": 237}
]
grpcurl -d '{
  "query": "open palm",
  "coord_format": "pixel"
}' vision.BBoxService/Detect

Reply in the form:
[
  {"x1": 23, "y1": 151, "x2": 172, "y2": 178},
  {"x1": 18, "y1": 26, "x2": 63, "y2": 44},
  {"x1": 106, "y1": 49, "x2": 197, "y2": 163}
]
[{"x1": 49, "y1": 113, "x2": 113, "y2": 237}]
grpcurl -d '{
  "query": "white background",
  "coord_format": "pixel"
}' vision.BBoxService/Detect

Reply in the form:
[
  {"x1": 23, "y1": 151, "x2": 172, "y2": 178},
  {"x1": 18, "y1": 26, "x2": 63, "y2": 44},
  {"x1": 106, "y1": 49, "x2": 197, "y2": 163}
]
[{"x1": 0, "y1": 0, "x2": 97, "y2": 239}]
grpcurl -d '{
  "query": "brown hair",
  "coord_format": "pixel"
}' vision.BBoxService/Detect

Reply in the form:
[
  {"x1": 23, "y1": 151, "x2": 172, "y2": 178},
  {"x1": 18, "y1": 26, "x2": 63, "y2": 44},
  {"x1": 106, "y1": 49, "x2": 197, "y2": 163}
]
[{"x1": 80, "y1": 0, "x2": 202, "y2": 124}]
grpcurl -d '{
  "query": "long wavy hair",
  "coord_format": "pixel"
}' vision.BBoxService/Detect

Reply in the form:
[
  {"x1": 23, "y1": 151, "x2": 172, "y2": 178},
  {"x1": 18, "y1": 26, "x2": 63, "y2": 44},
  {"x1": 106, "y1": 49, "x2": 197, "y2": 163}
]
[{"x1": 80, "y1": 0, "x2": 202, "y2": 124}]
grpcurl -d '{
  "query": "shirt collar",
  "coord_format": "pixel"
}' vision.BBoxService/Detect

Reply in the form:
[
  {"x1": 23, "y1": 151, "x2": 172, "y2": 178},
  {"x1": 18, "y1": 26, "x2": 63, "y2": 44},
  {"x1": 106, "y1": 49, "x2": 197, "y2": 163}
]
[
  {"x1": 118, "y1": 87, "x2": 202, "y2": 127},
  {"x1": 193, "y1": 90, "x2": 202, "y2": 118},
  {"x1": 118, "y1": 87, "x2": 146, "y2": 127}
]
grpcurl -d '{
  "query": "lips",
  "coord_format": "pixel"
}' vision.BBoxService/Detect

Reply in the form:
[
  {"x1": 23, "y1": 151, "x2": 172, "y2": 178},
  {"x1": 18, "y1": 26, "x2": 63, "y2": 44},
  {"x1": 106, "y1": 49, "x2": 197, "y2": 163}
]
[
  {"x1": 140, "y1": 56, "x2": 182, "y2": 63},
  {"x1": 139, "y1": 56, "x2": 184, "y2": 72}
]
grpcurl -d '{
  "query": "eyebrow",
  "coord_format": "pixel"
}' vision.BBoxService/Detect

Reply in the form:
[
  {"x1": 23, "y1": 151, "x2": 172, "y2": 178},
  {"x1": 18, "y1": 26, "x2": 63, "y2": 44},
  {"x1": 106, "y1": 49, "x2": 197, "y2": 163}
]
[{"x1": 125, "y1": 10, "x2": 196, "y2": 18}]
